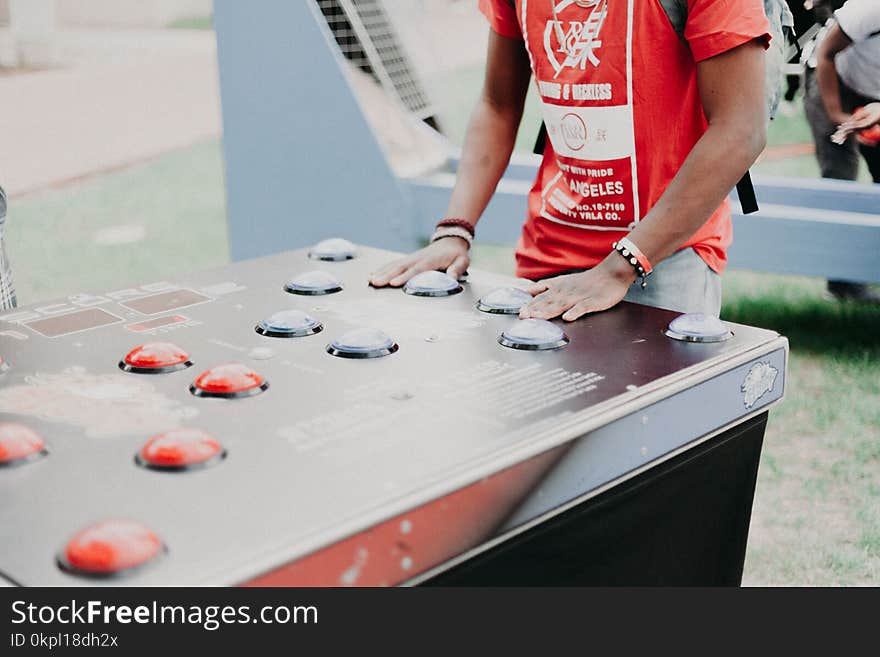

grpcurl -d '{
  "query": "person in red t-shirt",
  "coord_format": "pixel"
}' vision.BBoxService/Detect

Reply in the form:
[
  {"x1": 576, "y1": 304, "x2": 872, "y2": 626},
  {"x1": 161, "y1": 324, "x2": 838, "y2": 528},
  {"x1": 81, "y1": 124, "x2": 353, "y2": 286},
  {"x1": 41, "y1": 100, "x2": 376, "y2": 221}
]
[{"x1": 370, "y1": 0, "x2": 770, "y2": 319}]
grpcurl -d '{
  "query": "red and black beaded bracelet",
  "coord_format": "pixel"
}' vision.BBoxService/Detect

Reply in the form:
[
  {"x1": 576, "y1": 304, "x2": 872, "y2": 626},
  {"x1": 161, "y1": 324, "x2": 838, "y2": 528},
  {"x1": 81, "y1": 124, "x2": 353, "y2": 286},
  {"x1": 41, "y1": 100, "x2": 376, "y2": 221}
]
[
  {"x1": 612, "y1": 237, "x2": 653, "y2": 289},
  {"x1": 436, "y1": 218, "x2": 476, "y2": 238}
]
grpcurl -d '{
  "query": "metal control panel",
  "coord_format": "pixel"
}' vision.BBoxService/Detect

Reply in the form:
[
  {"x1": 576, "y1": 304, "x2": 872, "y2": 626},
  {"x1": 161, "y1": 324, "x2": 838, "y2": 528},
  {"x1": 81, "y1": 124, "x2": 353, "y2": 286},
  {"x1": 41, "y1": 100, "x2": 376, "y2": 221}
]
[{"x1": 0, "y1": 244, "x2": 787, "y2": 586}]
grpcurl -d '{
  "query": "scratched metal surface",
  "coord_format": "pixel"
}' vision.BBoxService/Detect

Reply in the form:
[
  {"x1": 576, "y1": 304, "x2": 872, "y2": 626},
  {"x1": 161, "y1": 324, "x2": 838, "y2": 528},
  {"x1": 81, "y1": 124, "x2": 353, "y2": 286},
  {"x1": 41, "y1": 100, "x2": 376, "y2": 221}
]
[{"x1": 0, "y1": 245, "x2": 781, "y2": 585}]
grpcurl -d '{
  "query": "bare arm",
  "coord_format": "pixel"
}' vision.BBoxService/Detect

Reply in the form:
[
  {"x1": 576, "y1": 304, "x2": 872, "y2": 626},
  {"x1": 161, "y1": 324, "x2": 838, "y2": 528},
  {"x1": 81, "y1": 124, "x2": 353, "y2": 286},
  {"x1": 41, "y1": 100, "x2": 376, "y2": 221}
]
[
  {"x1": 625, "y1": 39, "x2": 768, "y2": 267},
  {"x1": 369, "y1": 30, "x2": 531, "y2": 286},
  {"x1": 816, "y1": 22, "x2": 854, "y2": 126},
  {"x1": 522, "y1": 39, "x2": 767, "y2": 321},
  {"x1": 816, "y1": 23, "x2": 852, "y2": 124},
  {"x1": 443, "y1": 30, "x2": 532, "y2": 224}
]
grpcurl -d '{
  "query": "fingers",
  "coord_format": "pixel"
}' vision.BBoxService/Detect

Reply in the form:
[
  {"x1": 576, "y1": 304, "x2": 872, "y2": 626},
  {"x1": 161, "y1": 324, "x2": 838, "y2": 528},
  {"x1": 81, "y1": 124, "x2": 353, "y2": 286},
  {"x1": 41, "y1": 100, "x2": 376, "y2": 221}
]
[
  {"x1": 371, "y1": 240, "x2": 468, "y2": 287},
  {"x1": 845, "y1": 107, "x2": 871, "y2": 128},
  {"x1": 389, "y1": 260, "x2": 432, "y2": 287},
  {"x1": 446, "y1": 255, "x2": 470, "y2": 280},
  {"x1": 842, "y1": 118, "x2": 870, "y2": 130},
  {"x1": 562, "y1": 300, "x2": 595, "y2": 322},
  {"x1": 369, "y1": 259, "x2": 410, "y2": 287},
  {"x1": 521, "y1": 280, "x2": 565, "y2": 318},
  {"x1": 519, "y1": 270, "x2": 626, "y2": 321},
  {"x1": 520, "y1": 291, "x2": 571, "y2": 320},
  {"x1": 842, "y1": 108, "x2": 880, "y2": 131},
  {"x1": 526, "y1": 281, "x2": 550, "y2": 296},
  {"x1": 522, "y1": 293, "x2": 604, "y2": 321}
]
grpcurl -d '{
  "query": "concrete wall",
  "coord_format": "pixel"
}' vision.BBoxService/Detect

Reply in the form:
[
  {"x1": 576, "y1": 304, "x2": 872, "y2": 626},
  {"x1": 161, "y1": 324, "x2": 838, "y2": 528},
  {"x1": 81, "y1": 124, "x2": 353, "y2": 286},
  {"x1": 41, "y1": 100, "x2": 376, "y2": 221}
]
[
  {"x1": 0, "y1": 0, "x2": 213, "y2": 29},
  {"x1": 1, "y1": 0, "x2": 56, "y2": 68}
]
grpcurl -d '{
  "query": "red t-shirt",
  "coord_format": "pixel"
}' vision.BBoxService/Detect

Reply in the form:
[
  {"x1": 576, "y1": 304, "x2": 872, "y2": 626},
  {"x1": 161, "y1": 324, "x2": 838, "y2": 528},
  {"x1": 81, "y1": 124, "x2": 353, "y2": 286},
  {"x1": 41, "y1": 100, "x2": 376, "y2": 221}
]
[{"x1": 478, "y1": 0, "x2": 770, "y2": 279}]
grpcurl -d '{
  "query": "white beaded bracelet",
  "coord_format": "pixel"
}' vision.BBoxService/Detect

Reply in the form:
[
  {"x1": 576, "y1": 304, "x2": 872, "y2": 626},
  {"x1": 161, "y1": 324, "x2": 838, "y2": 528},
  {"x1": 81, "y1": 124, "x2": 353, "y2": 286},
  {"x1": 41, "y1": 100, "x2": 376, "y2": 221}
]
[{"x1": 430, "y1": 226, "x2": 473, "y2": 247}]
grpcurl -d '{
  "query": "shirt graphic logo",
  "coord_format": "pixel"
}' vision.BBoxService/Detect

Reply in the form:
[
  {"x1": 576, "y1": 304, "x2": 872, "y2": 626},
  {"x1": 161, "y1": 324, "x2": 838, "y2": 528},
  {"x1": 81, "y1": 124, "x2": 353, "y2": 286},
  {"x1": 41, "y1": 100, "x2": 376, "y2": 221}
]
[
  {"x1": 544, "y1": 0, "x2": 609, "y2": 78},
  {"x1": 560, "y1": 112, "x2": 587, "y2": 150}
]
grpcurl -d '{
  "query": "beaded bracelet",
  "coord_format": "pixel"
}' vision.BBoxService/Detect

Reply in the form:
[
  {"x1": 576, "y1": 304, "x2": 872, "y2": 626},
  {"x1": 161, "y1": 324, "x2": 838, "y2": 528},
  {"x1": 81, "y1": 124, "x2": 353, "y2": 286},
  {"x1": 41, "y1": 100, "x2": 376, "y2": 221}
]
[
  {"x1": 436, "y1": 218, "x2": 476, "y2": 238},
  {"x1": 612, "y1": 237, "x2": 653, "y2": 289},
  {"x1": 431, "y1": 226, "x2": 473, "y2": 247}
]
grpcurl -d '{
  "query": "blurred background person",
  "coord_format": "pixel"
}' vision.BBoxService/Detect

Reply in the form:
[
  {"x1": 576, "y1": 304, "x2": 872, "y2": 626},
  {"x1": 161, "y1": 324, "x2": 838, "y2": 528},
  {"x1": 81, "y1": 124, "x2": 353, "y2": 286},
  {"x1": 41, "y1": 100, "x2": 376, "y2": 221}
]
[
  {"x1": 802, "y1": 0, "x2": 880, "y2": 303},
  {"x1": 781, "y1": 1, "x2": 823, "y2": 109},
  {"x1": 0, "y1": 184, "x2": 16, "y2": 310}
]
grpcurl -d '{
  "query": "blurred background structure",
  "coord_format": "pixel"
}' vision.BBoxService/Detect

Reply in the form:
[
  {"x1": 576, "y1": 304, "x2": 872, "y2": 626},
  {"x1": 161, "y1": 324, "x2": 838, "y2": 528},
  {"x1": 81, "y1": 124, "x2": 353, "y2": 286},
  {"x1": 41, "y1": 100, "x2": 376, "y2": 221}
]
[{"x1": 0, "y1": 0, "x2": 877, "y2": 585}]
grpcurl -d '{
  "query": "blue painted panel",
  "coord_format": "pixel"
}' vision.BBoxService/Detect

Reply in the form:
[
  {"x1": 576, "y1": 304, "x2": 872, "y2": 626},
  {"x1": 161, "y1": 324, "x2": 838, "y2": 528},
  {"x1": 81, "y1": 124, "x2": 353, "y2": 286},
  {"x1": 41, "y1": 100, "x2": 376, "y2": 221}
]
[
  {"x1": 214, "y1": 0, "x2": 418, "y2": 260},
  {"x1": 408, "y1": 174, "x2": 880, "y2": 283},
  {"x1": 409, "y1": 175, "x2": 527, "y2": 246},
  {"x1": 728, "y1": 211, "x2": 880, "y2": 283},
  {"x1": 450, "y1": 154, "x2": 880, "y2": 216},
  {"x1": 733, "y1": 175, "x2": 880, "y2": 215}
]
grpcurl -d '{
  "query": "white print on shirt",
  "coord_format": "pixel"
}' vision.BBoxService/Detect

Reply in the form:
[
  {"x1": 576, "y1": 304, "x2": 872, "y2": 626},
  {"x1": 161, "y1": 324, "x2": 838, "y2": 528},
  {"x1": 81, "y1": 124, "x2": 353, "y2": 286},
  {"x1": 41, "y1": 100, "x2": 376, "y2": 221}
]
[
  {"x1": 522, "y1": 0, "x2": 640, "y2": 231},
  {"x1": 544, "y1": 0, "x2": 609, "y2": 77},
  {"x1": 541, "y1": 103, "x2": 634, "y2": 160},
  {"x1": 537, "y1": 81, "x2": 613, "y2": 101}
]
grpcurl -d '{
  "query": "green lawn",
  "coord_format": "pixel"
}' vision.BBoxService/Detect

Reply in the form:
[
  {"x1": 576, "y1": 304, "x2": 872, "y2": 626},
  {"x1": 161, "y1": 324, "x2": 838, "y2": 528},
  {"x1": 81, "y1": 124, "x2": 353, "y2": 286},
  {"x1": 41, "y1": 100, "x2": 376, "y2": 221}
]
[
  {"x1": 427, "y1": 64, "x2": 544, "y2": 154},
  {"x1": 722, "y1": 272, "x2": 880, "y2": 585},
  {"x1": 6, "y1": 140, "x2": 229, "y2": 304},
  {"x1": 167, "y1": 15, "x2": 213, "y2": 30},
  {"x1": 5, "y1": 98, "x2": 879, "y2": 585}
]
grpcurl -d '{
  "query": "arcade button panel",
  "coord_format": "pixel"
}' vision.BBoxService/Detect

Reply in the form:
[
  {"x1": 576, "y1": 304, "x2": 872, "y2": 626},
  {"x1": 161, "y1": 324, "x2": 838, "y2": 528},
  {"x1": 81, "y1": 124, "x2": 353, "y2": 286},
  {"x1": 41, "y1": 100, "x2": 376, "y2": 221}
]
[{"x1": 0, "y1": 241, "x2": 787, "y2": 586}]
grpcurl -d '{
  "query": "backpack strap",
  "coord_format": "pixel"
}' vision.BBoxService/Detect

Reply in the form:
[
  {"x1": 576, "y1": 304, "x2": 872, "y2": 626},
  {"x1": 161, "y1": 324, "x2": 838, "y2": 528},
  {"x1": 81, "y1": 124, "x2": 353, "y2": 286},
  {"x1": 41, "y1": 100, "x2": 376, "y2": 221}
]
[
  {"x1": 657, "y1": 0, "x2": 688, "y2": 39},
  {"x1": 533, "y1": 121, "x2": 547, "y2": 155},
  {"x1": 657, "y1": 0, "x2": 761, "y2": 213},
  {"x1": 736, "y1": 171, "x2": 759, "y2": 215}
]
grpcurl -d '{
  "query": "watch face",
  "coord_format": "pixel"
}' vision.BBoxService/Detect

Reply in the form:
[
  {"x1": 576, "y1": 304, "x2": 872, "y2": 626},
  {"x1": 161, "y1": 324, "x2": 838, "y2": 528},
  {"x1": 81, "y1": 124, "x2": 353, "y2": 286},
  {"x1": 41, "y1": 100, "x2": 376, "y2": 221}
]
[
  {"x1": 477, "y1": 287, "x2": 532, "y2": 314},
  {"x1": 498, "y1": 319, "x2": 569, "y2": 351},
  {"x1": 665, "y1": 313, "x2": 732, "y2": 343},
  {"x1": 403, "y1": 271, "x2": 463, "y2": 297}
]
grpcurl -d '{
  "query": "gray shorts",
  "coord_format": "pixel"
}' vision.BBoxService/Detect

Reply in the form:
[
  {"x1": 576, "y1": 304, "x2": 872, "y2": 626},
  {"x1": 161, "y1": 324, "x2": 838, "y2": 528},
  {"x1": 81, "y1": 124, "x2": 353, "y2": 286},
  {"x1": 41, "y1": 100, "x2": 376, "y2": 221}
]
[{"x1": 622, "y1": 247, "x2": 722, "y2": 317}]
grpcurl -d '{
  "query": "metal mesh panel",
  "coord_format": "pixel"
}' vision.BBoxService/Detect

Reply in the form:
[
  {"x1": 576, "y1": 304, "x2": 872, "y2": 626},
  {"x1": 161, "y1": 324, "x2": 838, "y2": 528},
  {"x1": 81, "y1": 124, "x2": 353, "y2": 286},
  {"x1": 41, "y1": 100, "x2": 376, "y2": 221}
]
[{"x1": 315, "y1": 0, "x2": 435, "y2": 122}]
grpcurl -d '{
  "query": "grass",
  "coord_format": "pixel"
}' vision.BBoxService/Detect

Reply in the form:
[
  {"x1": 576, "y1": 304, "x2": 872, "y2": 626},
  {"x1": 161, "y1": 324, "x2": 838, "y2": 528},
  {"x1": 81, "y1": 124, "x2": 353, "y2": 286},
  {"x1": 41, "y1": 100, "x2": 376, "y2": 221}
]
[
  {"x1": 167, "y1": 15, "x2": 213, "y2": 30},
  {"x1": 765, "y1": 103, "x2": 816, "y2": 145},
  {"x1": 6, "y1": 140, "x2": 228, "y2": 304},
  {"x1": 5, "y1": 86, "x2": 879, "y2": 586},
  {"x1": 720, "y1": 272, "x2": 880, "y2": 585},
  {"x1": 426, "y1": 64, "x2": 544, "y2": 154}
]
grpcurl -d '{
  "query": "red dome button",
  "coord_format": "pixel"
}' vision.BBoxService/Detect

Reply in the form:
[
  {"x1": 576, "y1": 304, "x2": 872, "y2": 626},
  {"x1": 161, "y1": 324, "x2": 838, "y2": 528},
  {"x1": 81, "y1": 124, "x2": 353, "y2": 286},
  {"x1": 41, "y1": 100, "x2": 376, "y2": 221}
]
[
  {"x1": 120, "y1": 342, "x2": 192, "y2": 374},
  {"x1": 58, "y1": 520, "x2": 164, "y2": 577},
  {"x1": 190, "y1": 363, "x2": 268, "y2": 399},
  {"x1": 136, "y1": 428, "x2": 226, "y2": 471},
  {"x1": 0, "y1": 423, "x2": 47, "y2": 467}
]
